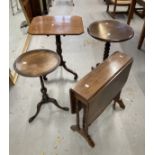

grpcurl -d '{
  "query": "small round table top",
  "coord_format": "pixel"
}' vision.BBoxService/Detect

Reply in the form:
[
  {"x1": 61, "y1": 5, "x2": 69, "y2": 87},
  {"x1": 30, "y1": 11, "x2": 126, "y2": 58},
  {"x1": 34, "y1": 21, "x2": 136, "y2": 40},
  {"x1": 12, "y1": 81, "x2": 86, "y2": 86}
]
[
  {"x1": 14, "y1": 49, "x2": 60, "y2": 77},
  {"x1": 88, "y1": 20, "x2": 134, "y2": 42}
]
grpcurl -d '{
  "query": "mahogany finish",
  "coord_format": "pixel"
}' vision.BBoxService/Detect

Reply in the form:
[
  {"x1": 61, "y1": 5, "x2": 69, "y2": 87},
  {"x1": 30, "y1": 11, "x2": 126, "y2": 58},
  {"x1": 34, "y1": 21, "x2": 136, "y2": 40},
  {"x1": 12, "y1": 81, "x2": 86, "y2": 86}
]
[
  {"x1": 88, "y1": 20, "x2": 134, "y2": 42},
  {"x1": 88, "y1": 20, "x2": 134, "y2": 60},
  {"x1": 28, "y1": 16, "x2": 84, "y2": 35},
  {"x1": 70, "y1": 51, "x2": 133, "y2": 147},
  {"x1": 20, "y1": 0, "x2": 33, "y2": 23},
  {"x1": 14, "y1": 49, "x2": 60, "y2": 77},
  {"x1": 28, "y1": 16, "x2": 84, "y2": 80},
  {"x1": 14, "y1": 49, "x2": 69, "y2": 123},
  {"x1": 20, "y1": 0, "x2": 49, "y2": 23}
]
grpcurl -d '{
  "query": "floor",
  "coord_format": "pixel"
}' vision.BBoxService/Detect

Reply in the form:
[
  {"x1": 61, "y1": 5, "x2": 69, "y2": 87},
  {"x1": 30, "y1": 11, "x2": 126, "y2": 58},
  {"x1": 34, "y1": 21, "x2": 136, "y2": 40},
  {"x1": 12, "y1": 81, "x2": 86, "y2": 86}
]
[{"x1": 9, "y1": 0, "x2": 145, "y2": 155}]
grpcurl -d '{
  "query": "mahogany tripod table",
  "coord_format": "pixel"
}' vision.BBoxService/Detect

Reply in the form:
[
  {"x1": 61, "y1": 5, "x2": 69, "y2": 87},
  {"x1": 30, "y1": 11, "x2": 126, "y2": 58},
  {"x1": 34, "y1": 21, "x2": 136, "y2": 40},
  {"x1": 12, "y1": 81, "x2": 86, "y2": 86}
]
[
  {"x1": 88, "y1": 20, "x2": 134, "y2": 63},
  {"x1": 14, "y1": 49, "x2": 69, "y2": 123},
  {"x1": 28, "y1": 16, "x2": 84, "y2": 80}
]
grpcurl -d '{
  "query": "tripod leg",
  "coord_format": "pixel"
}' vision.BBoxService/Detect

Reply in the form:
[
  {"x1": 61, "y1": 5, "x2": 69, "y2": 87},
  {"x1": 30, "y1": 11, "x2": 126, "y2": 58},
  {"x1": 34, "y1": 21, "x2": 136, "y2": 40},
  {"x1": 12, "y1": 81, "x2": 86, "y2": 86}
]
[
  {"x1": 62, "y1": 61, "x2": 78, "y2": 80},
  {"x1": 48, "y1": 98, "x2": 69, "y2": 111},
  {"x1": 29, "y1": 101, "x2": 43, "y2": 123},
  {"x1": 55, "y1": 35, "x2": 78, "y2": 80},
  {"x1": 29, "y1": 76, "x2": 47, "y2": 123}
]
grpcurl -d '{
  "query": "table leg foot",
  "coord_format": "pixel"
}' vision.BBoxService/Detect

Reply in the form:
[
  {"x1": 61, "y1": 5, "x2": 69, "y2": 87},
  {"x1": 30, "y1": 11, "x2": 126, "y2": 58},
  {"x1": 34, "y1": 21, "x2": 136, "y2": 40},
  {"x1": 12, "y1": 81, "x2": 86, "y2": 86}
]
[
  {"x1": 71, "y1": 125, "x2": 95, "y2": 147},
  {"x1": 113, "y1": 99, "x2": 125, "y2": 110},
  {"x1": 29, "y1": 97, "x2": 69, "y2": 123},
  {"x1": 61, "y1": 61, "x2": 78, "y2": 80},
  {"x1": 113, "y1": 92, "x2": 125, "y2": 110},
  {"x1": 56, "y1": 35, "x2": 78, "y2": 80},
  {"x1": 48, "y1": 98, "x2": 69, "y2": 111},
  {"x1": 29, "y1": 101, "x2": 44, "y2": 123}
]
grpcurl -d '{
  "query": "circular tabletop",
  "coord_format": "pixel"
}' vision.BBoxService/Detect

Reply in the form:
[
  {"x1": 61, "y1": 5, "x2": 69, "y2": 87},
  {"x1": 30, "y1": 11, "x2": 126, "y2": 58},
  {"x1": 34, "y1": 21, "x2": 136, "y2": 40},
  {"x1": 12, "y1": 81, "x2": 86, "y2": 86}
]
[
  {"x1": 88, "y1": 20, "x2": 134, "y2": 42},
  {"x1": 14, "y1": 49, "x2": 60, "y2": 77}
]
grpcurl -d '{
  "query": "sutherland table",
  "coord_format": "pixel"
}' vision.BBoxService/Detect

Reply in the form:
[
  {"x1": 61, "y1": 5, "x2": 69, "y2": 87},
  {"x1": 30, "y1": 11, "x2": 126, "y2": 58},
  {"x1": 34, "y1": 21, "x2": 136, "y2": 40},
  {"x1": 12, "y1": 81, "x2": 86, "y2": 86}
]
[
  {"x1": 88, "y1": 20, "x2": 134, "y2": 62},
  {"x1": 28, "y1": 16, "x2": 84, "y2": 80},
  {"x1": 70, "y1": 52, "x2": 133, "y2": 147}
]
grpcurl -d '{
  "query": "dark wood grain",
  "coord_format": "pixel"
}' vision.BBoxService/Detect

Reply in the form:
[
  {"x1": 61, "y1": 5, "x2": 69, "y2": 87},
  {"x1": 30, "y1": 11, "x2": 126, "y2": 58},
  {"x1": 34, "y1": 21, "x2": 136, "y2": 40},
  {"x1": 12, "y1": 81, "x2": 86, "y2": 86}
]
[
  {"x1": 28, "y1": 16, "x2": 84, "y2": 35},
  {"x1": 70, "y1": 51, "x2": 133, "y2": 147},
  {"x1": 73, "y1": 51, "x2": 133, "y2": 102},
  {"x1": 28, "y1": 15, "x2": 84, "y2": 80},
  {"x1": 14, "y1": 49, "x2": 60, "y2": 77},
  {"x1": 88, "y1": 20, "x2": 134, "y2": 42},
  {"x1": 14, "y1": 49, "x2": 69, "y2": 123},
  {"x1": 20, "y1": 0, "x2": 33, "y2": 23}
]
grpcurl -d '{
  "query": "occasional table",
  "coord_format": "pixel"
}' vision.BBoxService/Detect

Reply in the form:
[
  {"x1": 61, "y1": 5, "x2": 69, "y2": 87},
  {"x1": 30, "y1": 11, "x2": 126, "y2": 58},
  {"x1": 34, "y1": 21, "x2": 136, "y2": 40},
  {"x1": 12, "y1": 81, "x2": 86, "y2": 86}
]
[
  {"x1": 70, "y1": 52, "x2": 133, "y2": 147},
  {"x1": 28, "y1": 16, "x2": 84, "y2": 80},
  {"x1": 14, "y1": 49, "x2": 69, "y2": 123},
  {"x1": 88, "y1": 20, "x2": 134, "y2": 62}
]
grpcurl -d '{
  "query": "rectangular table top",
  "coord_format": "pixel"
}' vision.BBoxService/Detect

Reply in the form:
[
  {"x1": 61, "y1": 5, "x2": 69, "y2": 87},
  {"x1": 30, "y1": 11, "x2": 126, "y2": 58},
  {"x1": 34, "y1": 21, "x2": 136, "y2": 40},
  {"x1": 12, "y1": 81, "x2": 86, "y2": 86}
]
[
  {"x1": 72, "y1": 51, "x2": 133, "y2": 101},
  {"x1": 28, "y1": 16, "x2": 84, "y2": 35}
]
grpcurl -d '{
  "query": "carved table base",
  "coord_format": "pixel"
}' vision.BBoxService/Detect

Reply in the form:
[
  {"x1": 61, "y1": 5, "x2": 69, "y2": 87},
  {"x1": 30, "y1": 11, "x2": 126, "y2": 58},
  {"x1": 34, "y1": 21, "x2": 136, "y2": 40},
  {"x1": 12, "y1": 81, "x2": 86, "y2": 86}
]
[
  {"x1": 44, "y1": 35, "x2": 78, "y2": 80},
  {"x1": 71, "y1": 125, "x2": 95, "y2": 147},
  {"x1": 71, "y1": 91, "x2": 125, "y2": 147},
  {"x1": 29, "y1": 76, "x2": 69, "y2": 123}
]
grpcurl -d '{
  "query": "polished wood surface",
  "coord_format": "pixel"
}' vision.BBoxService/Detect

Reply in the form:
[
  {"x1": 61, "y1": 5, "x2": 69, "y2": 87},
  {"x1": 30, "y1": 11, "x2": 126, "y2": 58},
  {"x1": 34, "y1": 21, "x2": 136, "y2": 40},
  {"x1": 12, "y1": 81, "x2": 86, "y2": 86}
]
[
  {"x1": 72, "y1": 51, "x2": 133, "y2": 102},
  {"x1": 88, "y1": 20, "x2": 134, "y2": 42},
  {"x1": 14, "y1": 49, "x2": 60, "y2": 77},
  {"x1": 70, "y1": 51, "x2": 133, "y2": 147},
  {"x1": 19, "y1": 0, "x2": 33, "y2": 23},
  {"x1": 28, "y1": 16, "x2": 84, "y2": 35},
  {"x1": 28, "y1": 15, "x2": 84, "y2": 80},
  {"x1": 14, "y1": 49, "x2": 68, "y2": 123}
]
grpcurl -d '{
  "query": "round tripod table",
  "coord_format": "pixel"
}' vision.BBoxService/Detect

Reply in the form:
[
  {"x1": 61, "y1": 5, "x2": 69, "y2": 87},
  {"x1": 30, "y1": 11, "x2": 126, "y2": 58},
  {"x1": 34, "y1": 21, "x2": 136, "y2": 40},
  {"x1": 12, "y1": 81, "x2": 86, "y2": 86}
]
[
  {"x1": 88, "y1": 20, "x2": 134, "y2": 63},
  {"x1": 14, "y1": 49, "x2": 69, "y2": 123}
]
